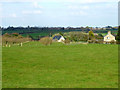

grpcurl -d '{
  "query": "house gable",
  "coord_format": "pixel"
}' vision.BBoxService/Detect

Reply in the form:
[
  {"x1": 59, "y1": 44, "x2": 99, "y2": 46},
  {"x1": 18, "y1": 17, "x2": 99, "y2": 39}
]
[{"x1": 53, "y1": 35, "x2": 65, "y2": 42}]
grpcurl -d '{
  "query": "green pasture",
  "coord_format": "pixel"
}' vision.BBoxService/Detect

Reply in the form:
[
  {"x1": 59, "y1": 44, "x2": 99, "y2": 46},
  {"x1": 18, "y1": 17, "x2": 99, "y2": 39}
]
[
  {"x1": 2, "y1": 42, "x2": 118, "y2": 88},
  {"x1": 22, "y1": 33, "x2": 49, "y2": 39}
]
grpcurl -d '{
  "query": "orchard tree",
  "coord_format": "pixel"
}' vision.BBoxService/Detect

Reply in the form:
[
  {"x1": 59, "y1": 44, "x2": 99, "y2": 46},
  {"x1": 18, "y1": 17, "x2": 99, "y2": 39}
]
[{"x1": 2, "y1": 33, "x2": 31, "y2": 47}]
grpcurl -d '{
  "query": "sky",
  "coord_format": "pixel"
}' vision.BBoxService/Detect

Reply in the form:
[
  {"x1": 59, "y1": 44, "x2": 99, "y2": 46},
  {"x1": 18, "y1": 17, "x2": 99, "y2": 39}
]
[{"x1": 0, "y1": 0, "x2": 119, "y2": 27}]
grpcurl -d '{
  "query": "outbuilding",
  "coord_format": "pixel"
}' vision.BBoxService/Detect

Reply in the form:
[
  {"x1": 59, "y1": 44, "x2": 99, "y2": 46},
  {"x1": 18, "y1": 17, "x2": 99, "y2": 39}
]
[{"x1": 53, "y1": 35, "x2": 65, "y2": 42}]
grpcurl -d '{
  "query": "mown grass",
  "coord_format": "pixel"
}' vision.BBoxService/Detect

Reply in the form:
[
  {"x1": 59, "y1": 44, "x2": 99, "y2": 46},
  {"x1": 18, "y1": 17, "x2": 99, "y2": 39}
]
[{"x1": 2, "y1": 42, "x2": 118, "y2": 88}]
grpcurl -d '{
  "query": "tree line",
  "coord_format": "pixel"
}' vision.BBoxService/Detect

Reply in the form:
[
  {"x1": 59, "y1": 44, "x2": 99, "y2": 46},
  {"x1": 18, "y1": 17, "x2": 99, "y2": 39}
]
[{"x1": 1, "y1": 26, "x2": 118, "y2": 35}]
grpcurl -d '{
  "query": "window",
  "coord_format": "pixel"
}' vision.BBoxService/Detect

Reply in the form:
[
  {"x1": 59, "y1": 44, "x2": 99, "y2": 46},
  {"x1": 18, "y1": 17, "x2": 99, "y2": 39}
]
[{"x1": 107, "y1": 37, "x2": 110, "y2": 39}]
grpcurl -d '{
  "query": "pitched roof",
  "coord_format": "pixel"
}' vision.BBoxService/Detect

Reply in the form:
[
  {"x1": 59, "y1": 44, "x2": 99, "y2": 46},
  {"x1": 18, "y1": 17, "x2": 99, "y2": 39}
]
[
  {"x1": 104, "y1": 31, "x2": 115, "y2": 37},
  {"x1": 53, "y1": 35, "x2": 62, "y2": 40},
  {"x1": 104, "y1": 33, "x2": 115, "y2": 37}
]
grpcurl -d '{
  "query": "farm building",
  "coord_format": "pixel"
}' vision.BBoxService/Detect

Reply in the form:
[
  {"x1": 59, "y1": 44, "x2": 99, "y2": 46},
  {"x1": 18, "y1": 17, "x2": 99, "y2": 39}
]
[
  {"x1": 53, "y1": 35, "x2": 65, "y2": 42},
  {"x1": 104, "y1": 31, "x2": 116, "y2": 42}
]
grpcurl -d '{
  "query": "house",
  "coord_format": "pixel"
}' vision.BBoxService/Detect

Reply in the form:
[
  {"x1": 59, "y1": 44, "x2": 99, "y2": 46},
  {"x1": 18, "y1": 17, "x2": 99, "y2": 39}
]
[
  {"x1": 104, "y1": 31, "x2": 116, "y2": 42},
  {"x1": 53, "y1": 35, "x2": 65, "y2": 42}
]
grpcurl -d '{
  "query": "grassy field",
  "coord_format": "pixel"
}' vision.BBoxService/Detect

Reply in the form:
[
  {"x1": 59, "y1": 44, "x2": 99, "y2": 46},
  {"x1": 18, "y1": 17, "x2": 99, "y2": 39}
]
[
  {"x1": 2, "y1": 42, "x2": 118, "y2": 88},
  {"x1": 22, "y1": 33, "x2": 49, "y2": 38}
]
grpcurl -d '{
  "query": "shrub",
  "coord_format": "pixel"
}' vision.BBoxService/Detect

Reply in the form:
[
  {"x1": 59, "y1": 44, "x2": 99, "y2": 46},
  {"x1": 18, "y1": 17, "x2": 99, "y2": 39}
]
[
  {"x1": 95, "y1": 34, "x2": 103, "y2": 40},
  {"x1": 87, "y1": 40, "x2": 93, "y2": 43},
  {"x1": 2, "y1": 35, "x2": 31, "y2": 46},
  {"x1": 64, "y1": 38, "x2": 70, "y2": 44},
  {"x1": 59, "y1": 32, "x2": 64, "y2": 36},
  {"x1": 2, "y1": 36, "x2": 8, "y2": 46},
  {"x1": 12, "y1": 33, "x2": 19, "y2": 37},
  {"x1": 69, "y1": 32, "x2": 88, "y2": 42},
  {"x1": 116, "y1": 40, "x2": 120, "y2": 44},
  {"x1": 110, "y1": 40, "x2": 116, "y2": 44},
  {"x1": 40, "y1": 37, "x2": 52, "y2": 45},
  {"x1": 116, "y1": 26, "x2": 120, "y2": 42},
  {"x1": 88, "y1": 39, "x2": 103, "y2": 44},
  {"x1": 95, "y1": 40, "x2": 103, "y2": 44},
  {"x1": 3, "y1": 33, "x2": 11, "y2": 37},
  {"x1": 98, "y1": 33, "x2": 103, "y2": 37}
]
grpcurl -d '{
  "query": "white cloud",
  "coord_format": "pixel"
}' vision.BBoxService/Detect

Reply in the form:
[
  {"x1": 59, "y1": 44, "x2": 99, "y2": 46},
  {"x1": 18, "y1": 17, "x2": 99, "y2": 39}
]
[
  {"x1": 68, "y1": 5, "x2": 89, "y2": 16},
  {"x1": 22, "y1": 10, "x2": 42, "y2": 14},
  {"x1": 33, "y1": 2, "x2": 43, "y2": 8},
  {"x1": 1, "y1": 13, "x2": 17, "y2": 18}
]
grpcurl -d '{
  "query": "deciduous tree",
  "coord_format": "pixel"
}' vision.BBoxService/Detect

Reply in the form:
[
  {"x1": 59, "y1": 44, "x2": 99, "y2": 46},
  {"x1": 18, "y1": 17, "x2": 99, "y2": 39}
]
[{"x1": 116, "y1": 26, "x2": 120, "y2": 44}]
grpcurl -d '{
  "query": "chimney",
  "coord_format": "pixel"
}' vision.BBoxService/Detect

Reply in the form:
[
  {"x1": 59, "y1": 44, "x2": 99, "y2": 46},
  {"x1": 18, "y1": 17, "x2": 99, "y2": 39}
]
[{"x1": 108, "y1": 31, "x2": 111, "y2": 34}]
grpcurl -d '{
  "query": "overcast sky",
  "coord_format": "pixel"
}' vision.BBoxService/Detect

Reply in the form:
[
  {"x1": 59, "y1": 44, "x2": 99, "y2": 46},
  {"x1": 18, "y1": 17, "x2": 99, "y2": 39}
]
[{"x1": 0, "y1": 0, "x2": 119, "y2": 27}]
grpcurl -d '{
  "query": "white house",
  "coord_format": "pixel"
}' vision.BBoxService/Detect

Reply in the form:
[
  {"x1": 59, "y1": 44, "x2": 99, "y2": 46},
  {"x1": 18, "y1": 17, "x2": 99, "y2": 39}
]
[
  {"x1": 104, "y1": 31, "x2": 116, "y2": 42},
  {"x1": 53, "y1": 35, "x2": 65, "y2": 42}
]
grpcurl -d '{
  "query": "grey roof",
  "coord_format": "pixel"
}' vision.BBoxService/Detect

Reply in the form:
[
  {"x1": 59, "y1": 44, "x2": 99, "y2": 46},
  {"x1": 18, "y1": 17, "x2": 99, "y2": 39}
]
[{"x1": 53, "y1": 35, "x2": 62, "y2": 40}]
